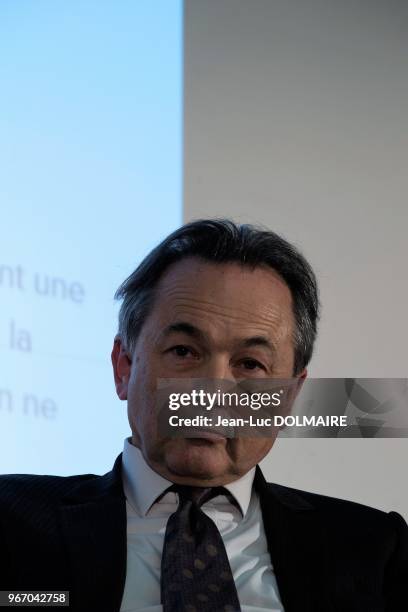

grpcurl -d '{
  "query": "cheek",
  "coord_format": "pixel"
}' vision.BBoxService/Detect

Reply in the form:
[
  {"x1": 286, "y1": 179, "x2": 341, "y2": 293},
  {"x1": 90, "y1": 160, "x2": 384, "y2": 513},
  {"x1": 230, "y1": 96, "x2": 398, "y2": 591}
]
[
  {"x1": 127, "y1": 360, "x2": 158, "y2": 429},
  {"x1": 132, "y1": 340, "x2": 165, "y2": 385},
  {"x1": 129, "y1": 345, "x2": 159, "y2": 392}
]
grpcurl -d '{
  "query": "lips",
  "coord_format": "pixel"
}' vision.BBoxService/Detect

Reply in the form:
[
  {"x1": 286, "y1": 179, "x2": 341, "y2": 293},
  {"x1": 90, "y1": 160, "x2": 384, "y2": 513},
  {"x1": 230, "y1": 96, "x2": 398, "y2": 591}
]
[{"x1": 182, "y1": 428, "x2": 230, "y2": 441}]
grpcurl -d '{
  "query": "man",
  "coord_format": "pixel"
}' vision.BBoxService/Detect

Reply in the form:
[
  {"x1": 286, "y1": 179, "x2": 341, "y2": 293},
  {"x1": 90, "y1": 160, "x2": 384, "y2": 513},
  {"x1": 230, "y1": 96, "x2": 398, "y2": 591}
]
[{"x1": 0, "y1": 219, "x2": 407, "y2": 611}]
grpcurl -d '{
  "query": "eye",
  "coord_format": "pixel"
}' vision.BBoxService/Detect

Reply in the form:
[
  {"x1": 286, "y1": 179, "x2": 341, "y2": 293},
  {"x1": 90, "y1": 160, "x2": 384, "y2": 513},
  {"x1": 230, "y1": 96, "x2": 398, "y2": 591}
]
[
  {"x1": 168, "y1": 345, "x2": 195, "y2": 358},
  {"x1": 238, "y1": 358, "x2": 266, "y2": 371}
]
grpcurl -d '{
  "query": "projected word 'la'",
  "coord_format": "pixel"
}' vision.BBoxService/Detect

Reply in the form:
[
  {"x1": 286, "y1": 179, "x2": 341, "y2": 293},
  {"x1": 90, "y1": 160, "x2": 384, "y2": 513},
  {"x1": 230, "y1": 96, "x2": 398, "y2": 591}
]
[{"x1": 9, "y1": 319, "x2": 31, "y2": 352}]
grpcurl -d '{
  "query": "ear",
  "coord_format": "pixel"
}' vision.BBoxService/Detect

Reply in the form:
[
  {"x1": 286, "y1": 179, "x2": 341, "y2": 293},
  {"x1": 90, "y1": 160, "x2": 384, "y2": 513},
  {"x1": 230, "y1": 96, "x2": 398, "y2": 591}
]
[
  {"x1": 295, "y1": 367, "x2": 307, "y2": 392},
  {"x1": 111, "y1": 335, "x2": 132, "y2": 400}
]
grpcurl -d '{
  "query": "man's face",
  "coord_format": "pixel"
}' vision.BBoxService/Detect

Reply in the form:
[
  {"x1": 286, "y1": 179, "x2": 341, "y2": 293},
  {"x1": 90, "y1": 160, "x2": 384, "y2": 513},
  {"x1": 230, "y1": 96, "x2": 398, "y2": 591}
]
[{"x1": 112, "y1": 257, "x2": 306, "y2": 486}]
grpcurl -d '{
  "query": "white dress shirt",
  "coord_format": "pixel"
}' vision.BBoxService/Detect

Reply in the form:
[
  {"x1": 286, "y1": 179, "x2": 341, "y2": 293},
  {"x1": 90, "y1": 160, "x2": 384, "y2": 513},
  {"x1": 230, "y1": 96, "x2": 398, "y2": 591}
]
[{"x1": 120, "y1": 437, "x2": 284, "y2": 612}]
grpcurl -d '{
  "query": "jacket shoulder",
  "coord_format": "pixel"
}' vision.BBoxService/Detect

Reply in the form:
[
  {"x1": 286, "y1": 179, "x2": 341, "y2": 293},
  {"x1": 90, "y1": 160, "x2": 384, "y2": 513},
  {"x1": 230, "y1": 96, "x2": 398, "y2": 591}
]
[
  {"x1": 267, "y1": 480, "x2": 386, "y2": 513},
  {"x1": 0, "y1": 453, "x2": 123, "y2": 518},
  {"x1": 266, "y1": 480, "x2": 406, "y2": 530},
  {"x1": 0, "y1": 472, "x2": 98, "y2": 514}
]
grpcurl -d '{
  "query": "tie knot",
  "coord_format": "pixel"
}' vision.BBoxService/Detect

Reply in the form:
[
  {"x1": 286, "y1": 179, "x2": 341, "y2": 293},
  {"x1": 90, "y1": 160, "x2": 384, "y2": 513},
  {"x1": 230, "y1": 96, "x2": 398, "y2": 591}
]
[{"x1": 169, "y1": 484, "x2": 225, "y2": 508}]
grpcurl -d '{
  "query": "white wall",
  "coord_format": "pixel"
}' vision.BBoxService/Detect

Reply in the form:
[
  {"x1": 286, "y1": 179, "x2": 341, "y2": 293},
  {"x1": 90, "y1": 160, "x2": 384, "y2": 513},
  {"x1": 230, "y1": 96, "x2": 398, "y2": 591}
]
[{"x1": 183, "y1": 0, "x2": 408, "y2": 517}]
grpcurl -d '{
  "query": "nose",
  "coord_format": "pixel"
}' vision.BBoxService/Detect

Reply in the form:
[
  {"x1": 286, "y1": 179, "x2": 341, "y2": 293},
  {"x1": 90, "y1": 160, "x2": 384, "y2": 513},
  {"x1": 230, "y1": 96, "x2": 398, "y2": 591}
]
[{"x1": 199, "y1": 356, "x2": 236, "y2": 384}]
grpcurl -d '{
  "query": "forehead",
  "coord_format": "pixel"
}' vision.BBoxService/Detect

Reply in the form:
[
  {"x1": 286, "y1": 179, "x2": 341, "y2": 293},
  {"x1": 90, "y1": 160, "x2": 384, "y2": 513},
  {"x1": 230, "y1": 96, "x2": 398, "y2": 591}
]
[{"x1": 151, "y1": 257, "x2": 294, "y2": 342}]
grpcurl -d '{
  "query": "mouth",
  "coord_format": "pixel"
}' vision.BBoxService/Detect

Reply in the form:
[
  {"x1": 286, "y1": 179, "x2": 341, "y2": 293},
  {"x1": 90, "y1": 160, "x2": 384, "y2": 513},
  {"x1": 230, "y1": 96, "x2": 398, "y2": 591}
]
[{"x1": 183, "y1": 428, "x2": 228, "y2": 442}]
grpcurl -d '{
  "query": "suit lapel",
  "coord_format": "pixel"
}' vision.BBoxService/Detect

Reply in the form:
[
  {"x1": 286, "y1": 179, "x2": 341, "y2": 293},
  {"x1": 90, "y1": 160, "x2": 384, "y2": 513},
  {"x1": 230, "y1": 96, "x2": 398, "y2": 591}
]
[
  {"x1": 58, "y1": 456, "x2": 337, "y2": 611},
  {"x1": 255, "y1": 466, "x2": 336, "y2": 612},
  {"x1": 59, "y1": 454, "x2": 127, "y2": 612}
]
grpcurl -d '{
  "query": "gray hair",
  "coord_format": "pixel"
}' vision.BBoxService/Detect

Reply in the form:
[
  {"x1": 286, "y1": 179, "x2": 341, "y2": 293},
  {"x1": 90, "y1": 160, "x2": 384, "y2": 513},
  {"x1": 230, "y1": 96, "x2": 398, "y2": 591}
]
[{"x1": 114, "y1": 218, "x2": 320, "y2": 375}]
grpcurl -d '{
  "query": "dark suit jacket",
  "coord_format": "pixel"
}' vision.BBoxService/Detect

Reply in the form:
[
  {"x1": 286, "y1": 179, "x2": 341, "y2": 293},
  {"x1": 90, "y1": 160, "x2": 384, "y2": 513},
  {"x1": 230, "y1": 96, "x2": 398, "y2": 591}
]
[{"x1": 0, "y1": 453, "x2": 407, "y2": 612}]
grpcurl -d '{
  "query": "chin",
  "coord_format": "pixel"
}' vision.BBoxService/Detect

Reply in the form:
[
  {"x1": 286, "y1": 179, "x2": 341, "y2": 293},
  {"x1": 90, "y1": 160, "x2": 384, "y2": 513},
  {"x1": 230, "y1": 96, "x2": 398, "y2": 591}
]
[{"x1": 164, "y1": 439, "x2": 230, "y2": 482}]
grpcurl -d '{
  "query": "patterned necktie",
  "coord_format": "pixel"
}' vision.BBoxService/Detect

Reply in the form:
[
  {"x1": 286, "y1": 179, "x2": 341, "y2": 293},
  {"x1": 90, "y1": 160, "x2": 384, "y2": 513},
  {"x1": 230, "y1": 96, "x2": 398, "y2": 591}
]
[{"x1": 161, "y1": 484, "x2": 242, "y2": 612}]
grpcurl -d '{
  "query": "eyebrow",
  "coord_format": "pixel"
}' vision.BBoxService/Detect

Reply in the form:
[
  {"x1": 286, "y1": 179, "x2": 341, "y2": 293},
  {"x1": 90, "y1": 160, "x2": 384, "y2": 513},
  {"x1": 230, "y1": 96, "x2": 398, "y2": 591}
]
[
  {"x1": 160, "y1": 322, "x2": 206, "y2": 342},
  {"x1": 160, "y1": 322, "x2": 276, "y2": 354},
  {"x1": 239, "y1": 335, "x2": 276, "y2": 355}
]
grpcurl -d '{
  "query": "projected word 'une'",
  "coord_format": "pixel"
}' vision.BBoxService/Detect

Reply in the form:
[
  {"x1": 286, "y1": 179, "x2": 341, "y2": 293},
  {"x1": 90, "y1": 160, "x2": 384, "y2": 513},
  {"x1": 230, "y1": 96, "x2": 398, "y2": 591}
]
[
  {"x1": 33, "y1": 274, "x2": 85, "y2": 303},
  {"x1": 0, "y1": 264, "x2": 85, "y2": 304}
]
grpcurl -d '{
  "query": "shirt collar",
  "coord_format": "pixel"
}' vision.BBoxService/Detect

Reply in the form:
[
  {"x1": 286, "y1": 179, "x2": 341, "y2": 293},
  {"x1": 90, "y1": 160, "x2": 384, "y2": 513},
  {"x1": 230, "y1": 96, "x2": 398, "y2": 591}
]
[
  {"x1": 122, "y1": 437, "x2": 172, "y2": 516},
  {"x1": 122, "y1": 437, "x2": 255, "y2": 517}
]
